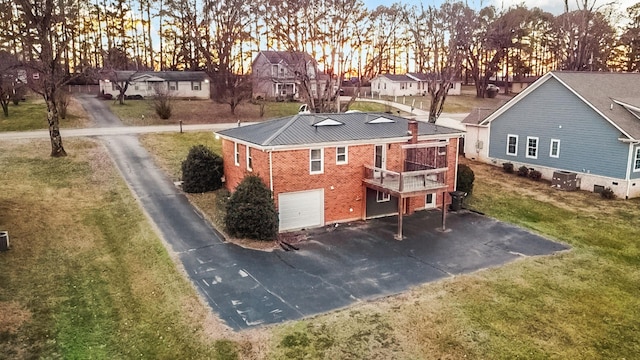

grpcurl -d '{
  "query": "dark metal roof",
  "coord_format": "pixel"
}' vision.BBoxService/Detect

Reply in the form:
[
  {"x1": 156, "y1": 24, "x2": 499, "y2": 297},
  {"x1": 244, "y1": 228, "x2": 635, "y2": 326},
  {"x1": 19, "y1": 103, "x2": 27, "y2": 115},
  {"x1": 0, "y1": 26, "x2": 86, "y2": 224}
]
[
  {"x1": 217, "y1": 113, "x2": 462, "y2": 148},
  {"x1": 112, "y1": 71, "x2": 209, "y2": 82}
]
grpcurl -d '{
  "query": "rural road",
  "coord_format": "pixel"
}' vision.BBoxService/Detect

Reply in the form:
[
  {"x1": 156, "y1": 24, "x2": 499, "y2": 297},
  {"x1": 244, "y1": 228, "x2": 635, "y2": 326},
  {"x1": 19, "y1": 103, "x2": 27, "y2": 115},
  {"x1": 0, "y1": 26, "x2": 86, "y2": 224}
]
[{"x1": 3, "y1": 97, "x2": 568, "y2": 331}]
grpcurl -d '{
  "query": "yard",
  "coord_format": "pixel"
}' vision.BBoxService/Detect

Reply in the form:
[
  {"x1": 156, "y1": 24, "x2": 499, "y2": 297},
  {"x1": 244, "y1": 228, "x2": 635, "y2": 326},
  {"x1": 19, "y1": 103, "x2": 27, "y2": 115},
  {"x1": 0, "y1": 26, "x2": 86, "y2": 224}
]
[
  {"x1": 108, "y1": 98, "x2": 396, "y2": 126},
  {"x1": 1, "y1": 133, "x2": 638, "y2": 358},
  {"x1": 0, "y1": 96, "x2": 91, "y2": 132}
]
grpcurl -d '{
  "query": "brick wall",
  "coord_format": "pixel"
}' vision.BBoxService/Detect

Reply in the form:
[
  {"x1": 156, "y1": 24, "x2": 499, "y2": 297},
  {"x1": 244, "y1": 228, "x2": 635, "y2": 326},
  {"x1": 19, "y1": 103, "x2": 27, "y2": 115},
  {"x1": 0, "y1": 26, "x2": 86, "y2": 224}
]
[{"x1": 222, "y1": 136, "x2": 460, "y2": 226}]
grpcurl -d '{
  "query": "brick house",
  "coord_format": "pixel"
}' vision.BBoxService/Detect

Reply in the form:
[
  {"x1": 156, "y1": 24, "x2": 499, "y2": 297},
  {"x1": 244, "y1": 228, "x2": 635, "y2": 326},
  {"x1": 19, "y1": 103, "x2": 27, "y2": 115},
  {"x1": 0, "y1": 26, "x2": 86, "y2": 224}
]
[{"x1": 216, "y1": 112, "x2": 464, "y2": 236}]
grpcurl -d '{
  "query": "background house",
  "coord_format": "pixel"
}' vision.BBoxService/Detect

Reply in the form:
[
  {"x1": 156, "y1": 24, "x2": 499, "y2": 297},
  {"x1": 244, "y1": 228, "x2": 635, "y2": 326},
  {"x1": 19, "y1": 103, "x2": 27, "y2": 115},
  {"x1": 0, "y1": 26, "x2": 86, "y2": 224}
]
[
  {"x1": 217, "y1": 112, "x2": 463, "y2": 233},
  {"x1": 251, "y1": 50, "x2": 332, "y2": 100},
  {"x1": 99, "y1": 71, "x2": 210, "y2": 99},
  {"x1": 465, "y1": 71, "x2": 640, "y2": 199},
  {"x1": 370, "y1": 73, "x2": 462, "y2": 97}
]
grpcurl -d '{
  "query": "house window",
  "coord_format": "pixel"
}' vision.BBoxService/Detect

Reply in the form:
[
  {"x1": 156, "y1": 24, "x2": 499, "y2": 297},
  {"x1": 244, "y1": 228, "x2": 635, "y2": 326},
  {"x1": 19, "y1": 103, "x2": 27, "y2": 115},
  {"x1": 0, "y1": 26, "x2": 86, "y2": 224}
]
[
  {"x1": 384, "y1": 83, "x2": 386, "y2": 89},
  {"x1": 234, "y1": 143, "x2": 240, "y2": 166},
  {"x1": 246, "y1": 147, "x2": 252, "y2": 171},
  {"x1": 377, "y1": 83, "x2": 380, "y2": 89},
  {"x1": 401, "y1": 83, "x2": 405, "y2": 90},
  {"x1": 134, "y1": 84, "x2": 139, "y2": 90},
  {"x1": 272, "y1": 65, "x2": 278, "y2": 76},
  {"x1": 168, "y1": 81, "x2": 178, "y2": 91},
  {"x1": 634, "y1": 147, "x2": 640, "y2": 172},
  {"x1": 336, "y1": 146, "x2": 348, "y2": 165},
  {"x1": 310, "y1": 148, "x2": 323, "y2": 174},
  {"x1": 111, "y1": 83, "x2": 118, "y2": 91},
  {"x1": 376, "y1": 191, "x2": 390, "y2": 202},
  {"x1": 526, "y1": 136, "x2": 539, "y2": 159},
  {"x1": 191, "y1": 81, "x2": 201, "y2": 91},
  {"x1": 147, "y1": 83, "x2": 153, "y2": 90},
  {"x1": 506, "y1": 134, "x2": 518, "y2": 156},
  {"x1": 550, "y1": 139, "x2": 560, "y2": 158}
]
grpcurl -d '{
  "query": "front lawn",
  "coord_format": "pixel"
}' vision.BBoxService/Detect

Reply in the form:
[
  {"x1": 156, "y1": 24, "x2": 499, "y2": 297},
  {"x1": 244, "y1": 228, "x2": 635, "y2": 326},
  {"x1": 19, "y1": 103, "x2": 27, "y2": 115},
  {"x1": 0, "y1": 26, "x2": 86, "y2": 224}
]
[
  {"x1": 0, "y1": 139, "x2": 246, "y2": 359},
  {"x1": 109, "y1": 99, "x2": 303, "y2": 126},
  {"x1": 0, "y1": 97, "x2": 90, "y2": 132}
]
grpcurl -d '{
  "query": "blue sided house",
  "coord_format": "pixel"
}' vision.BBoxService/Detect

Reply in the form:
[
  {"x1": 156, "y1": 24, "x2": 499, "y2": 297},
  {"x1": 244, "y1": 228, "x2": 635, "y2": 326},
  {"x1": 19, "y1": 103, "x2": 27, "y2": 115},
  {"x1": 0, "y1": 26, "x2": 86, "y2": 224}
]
[{"x1": 464, "y1": 71, "x2": 640, "y2": 199}]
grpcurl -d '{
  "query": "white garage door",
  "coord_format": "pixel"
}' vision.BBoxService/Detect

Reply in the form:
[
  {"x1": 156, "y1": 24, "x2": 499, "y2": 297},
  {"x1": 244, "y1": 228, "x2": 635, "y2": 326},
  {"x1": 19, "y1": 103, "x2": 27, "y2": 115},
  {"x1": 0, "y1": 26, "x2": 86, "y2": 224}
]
[{"x1": 278, "y1": 189, "x2": 324, "y2": 231}]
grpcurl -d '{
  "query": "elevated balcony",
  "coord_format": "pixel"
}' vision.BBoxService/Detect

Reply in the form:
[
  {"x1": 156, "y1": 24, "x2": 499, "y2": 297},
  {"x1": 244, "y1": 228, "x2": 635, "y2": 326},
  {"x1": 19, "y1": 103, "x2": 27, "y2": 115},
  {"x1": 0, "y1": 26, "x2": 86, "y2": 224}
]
[{"x1": 363, "y1": 165, "x2": 448, "y2": 198}]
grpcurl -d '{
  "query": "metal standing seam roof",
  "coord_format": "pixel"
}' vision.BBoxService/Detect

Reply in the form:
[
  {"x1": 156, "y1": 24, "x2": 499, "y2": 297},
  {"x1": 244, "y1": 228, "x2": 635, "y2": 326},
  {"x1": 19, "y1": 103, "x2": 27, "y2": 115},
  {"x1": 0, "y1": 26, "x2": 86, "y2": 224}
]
[{"x1": 217, "y1": 113, "x2": 462, "y2": 148}]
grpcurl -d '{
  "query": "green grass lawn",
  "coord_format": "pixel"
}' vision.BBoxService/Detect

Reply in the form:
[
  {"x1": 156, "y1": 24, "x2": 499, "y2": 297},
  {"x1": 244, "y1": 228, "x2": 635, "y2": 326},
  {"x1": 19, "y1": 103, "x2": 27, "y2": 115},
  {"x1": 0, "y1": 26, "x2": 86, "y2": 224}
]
[
  {"x1": 3, "y1": 133, "x2": 639, "y2": 359},
  {"x1": 0, "y1": 139, "x2": 243, "y2": 359},
  {"x1": 375, "y1": 92, "x2": 509, "y2": 113},
  {"x1": 0, "y1": 98, "x2": 88, "y2": 131}
]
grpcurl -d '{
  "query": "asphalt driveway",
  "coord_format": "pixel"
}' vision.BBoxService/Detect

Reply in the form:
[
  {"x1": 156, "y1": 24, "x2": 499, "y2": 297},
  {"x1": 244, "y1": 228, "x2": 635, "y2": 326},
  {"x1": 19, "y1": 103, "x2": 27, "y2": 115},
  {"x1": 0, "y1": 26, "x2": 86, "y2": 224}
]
[
  {"x1": 73, "y1": 95, "x2": 568, "y2": 331},
  {"x1": 181, "y1": 211, "x2": 568, "y2": 330}
]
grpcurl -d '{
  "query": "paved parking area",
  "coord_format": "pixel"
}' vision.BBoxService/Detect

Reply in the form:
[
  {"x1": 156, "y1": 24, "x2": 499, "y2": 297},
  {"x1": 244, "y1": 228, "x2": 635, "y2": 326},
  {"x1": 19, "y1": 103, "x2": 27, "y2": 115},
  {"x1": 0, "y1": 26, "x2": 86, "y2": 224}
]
[{"x1": 179, "y1": 210, "x2": 568, "y2": 330}]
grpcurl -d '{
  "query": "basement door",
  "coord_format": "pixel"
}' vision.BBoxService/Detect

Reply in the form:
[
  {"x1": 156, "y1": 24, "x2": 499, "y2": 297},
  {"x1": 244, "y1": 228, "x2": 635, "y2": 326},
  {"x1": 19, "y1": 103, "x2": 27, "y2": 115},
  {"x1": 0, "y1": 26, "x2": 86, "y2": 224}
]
[{"x1": 278, "y1": 189, "x2": 325, "y2": 232}]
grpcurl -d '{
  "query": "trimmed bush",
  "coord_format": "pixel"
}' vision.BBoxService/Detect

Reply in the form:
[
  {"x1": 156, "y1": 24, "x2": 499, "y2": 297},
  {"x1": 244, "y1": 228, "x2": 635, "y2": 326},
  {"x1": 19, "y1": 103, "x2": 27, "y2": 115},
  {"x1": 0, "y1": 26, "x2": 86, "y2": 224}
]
[
  {"x1": 503, "y1": 162, "x2": 514, "y2": 173},
  {"x1": 181, "y1": 145, "x2": 224, "y2": 193},
  {"x1": 528, "y1": 169, "x2": 542, "y2": 181},
  {"x1": 601, "y1": 187, "x2": 616, "y2": 199},
  {"x1": 225, "y1": 175, "x2": 278, "y2": 241},
  {"x1": 457, "y1": 164, "x2": 475, "y2": 195},
  {"x1": 517, "y1": 166, "x2": 529, "y2": 177}
]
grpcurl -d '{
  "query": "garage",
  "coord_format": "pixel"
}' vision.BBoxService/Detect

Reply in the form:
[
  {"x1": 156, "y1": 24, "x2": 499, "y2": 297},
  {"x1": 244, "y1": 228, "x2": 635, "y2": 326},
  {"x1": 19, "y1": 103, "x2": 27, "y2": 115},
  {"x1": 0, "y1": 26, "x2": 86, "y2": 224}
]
[{"x1": 278, "y1": 189, "x2": 324, "y2": 231}]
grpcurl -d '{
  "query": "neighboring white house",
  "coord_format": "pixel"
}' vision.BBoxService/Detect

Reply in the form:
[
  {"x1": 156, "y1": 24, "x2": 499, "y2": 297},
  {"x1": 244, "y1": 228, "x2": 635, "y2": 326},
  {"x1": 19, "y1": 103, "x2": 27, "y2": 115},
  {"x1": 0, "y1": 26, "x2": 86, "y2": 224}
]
[
  {"x1": 99, "y1": 71, "x2": 210, "y2": 99},
  {"x1": 370, "y1": 73, "x2": 462, "y2": 97}
]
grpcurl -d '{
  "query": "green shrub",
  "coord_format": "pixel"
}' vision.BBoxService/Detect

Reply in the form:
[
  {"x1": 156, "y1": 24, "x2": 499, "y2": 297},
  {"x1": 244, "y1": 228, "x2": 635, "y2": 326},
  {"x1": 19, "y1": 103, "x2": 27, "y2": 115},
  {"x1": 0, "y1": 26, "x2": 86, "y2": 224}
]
[
  {"x1": 502, "y1": 162, "x2": 514, "y2": 173},
  {"x1": 457, "y1": 164, "x2": 475, "y2": 195},
  {"x1": 225, "y1": 175, "x2": 278, "y2": 241},
  {"x1": 528, "y1": 169, "x2": 542, "y2": 181},
  {"x1": 517, "y1": 166, "x2": 529, "y2": 177},
  {"x1": 601, "y1": 187, "x2": 616, "y2": 199},
  {"x1": 181, "y1": 145, "x2": 224, "y2": 193}
]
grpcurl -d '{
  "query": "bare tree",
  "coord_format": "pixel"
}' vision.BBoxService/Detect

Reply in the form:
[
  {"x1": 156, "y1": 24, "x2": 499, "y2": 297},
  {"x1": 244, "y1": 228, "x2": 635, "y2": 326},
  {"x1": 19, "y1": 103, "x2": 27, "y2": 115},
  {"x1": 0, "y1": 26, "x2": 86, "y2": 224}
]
[
  {"x1": 0, "y1": 51, "x2": 20, "y2": 117},
  {"x1": 15, "y1": 0, "x2": 85, "y2": 157}
]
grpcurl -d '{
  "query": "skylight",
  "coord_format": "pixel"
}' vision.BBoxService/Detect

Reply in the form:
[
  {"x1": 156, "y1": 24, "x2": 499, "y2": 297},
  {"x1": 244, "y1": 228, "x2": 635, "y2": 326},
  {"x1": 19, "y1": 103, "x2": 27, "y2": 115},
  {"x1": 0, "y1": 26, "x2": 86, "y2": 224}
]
[
  {"x1": 313, "y1": 118, "x2": 344, "y2": 126},
  {"x1": 367, "y1": 116, "x2": 395, "y2": 124}
]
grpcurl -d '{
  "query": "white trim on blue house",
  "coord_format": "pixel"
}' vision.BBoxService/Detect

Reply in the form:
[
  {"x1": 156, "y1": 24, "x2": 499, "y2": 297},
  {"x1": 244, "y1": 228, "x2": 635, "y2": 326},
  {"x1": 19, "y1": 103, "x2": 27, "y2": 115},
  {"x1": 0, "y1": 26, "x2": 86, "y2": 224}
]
[
  {"x1": 634, "y1": 147, "x2": 640, "y2": 172},
  {"x1": 550, "y1": 139, "x2": 561, "y2": 158},
  {"x1": 526, "y1": 136, "x2": 539, "y2": 159},
  {"x1": 506, "y1": 134, "x2": 518, "y2": 156}
]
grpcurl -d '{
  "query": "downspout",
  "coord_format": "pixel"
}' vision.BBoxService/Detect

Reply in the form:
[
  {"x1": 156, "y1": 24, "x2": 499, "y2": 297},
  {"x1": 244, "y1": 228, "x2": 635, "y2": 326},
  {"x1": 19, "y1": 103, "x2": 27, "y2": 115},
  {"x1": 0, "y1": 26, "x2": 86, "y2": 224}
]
[
  {"x1": 454, "y1": 137, "x2": 460, "y2": 191},
  {"x1": 269, "y1": 149, "x2": 274, "y2": 193}
]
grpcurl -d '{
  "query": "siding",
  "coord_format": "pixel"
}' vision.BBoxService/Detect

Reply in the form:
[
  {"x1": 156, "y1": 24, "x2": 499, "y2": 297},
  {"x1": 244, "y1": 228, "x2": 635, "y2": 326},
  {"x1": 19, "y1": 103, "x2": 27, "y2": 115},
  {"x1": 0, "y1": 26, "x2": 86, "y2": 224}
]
[
  {"x1": 632, "y1": 144, "x2": 640, "y2": 180},
  {"x1": 488, "y1": 77, "x2": 630, "y2": 179}
]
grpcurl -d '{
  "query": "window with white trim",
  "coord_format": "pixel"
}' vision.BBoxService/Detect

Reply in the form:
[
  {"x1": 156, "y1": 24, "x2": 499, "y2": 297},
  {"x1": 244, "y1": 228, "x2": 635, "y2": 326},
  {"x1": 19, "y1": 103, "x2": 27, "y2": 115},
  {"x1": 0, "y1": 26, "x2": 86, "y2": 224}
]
[
  {"x1": 526, "y1": 136, "x2": 538, "y2": 159},
  {"x1": 234, "y1": 143, "x2": 240, "y2": 166},
  {"x1": 246, "y1": 147, "x2": 252, "y2": 171},
  {"x1": 191, "y1": 81, "x2": 201, "y2": 91},
  {"x1": 550, "y1": 139, "x2": 560, "y2": 158},
  {"x1": 506, "y1": 134, "x2": 518, "y2": 156},
  {"x1": 336, "y1": 146, "x2": 348, "y2": 165},
  {"x1": 168, "y1": 81, "x2": 178, "y2": 91},
  {"x1": 376, "y1": 191, "x2": 390, "y2": 202},
  {"x1": 310, "y1": 148, "x2": 323, "y2": 174},
  {"x1": 634, "y1": 147, "x2": 640, "y2": 172}
]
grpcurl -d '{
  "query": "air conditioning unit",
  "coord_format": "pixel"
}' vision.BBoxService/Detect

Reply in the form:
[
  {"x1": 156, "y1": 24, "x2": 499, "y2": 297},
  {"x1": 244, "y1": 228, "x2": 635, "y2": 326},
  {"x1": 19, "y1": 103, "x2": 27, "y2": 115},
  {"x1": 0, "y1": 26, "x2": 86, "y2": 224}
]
[{"x1": 552, "y1": 170, "x2": 577, "y2": 191}]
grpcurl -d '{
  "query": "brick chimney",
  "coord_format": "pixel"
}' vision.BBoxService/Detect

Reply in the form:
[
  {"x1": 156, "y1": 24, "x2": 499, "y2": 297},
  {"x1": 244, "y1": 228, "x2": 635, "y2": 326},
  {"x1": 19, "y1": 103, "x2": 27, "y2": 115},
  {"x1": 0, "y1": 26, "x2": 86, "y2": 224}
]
[{"x1": 408, "y1": 120, "x2": 418, "y2": 144}]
